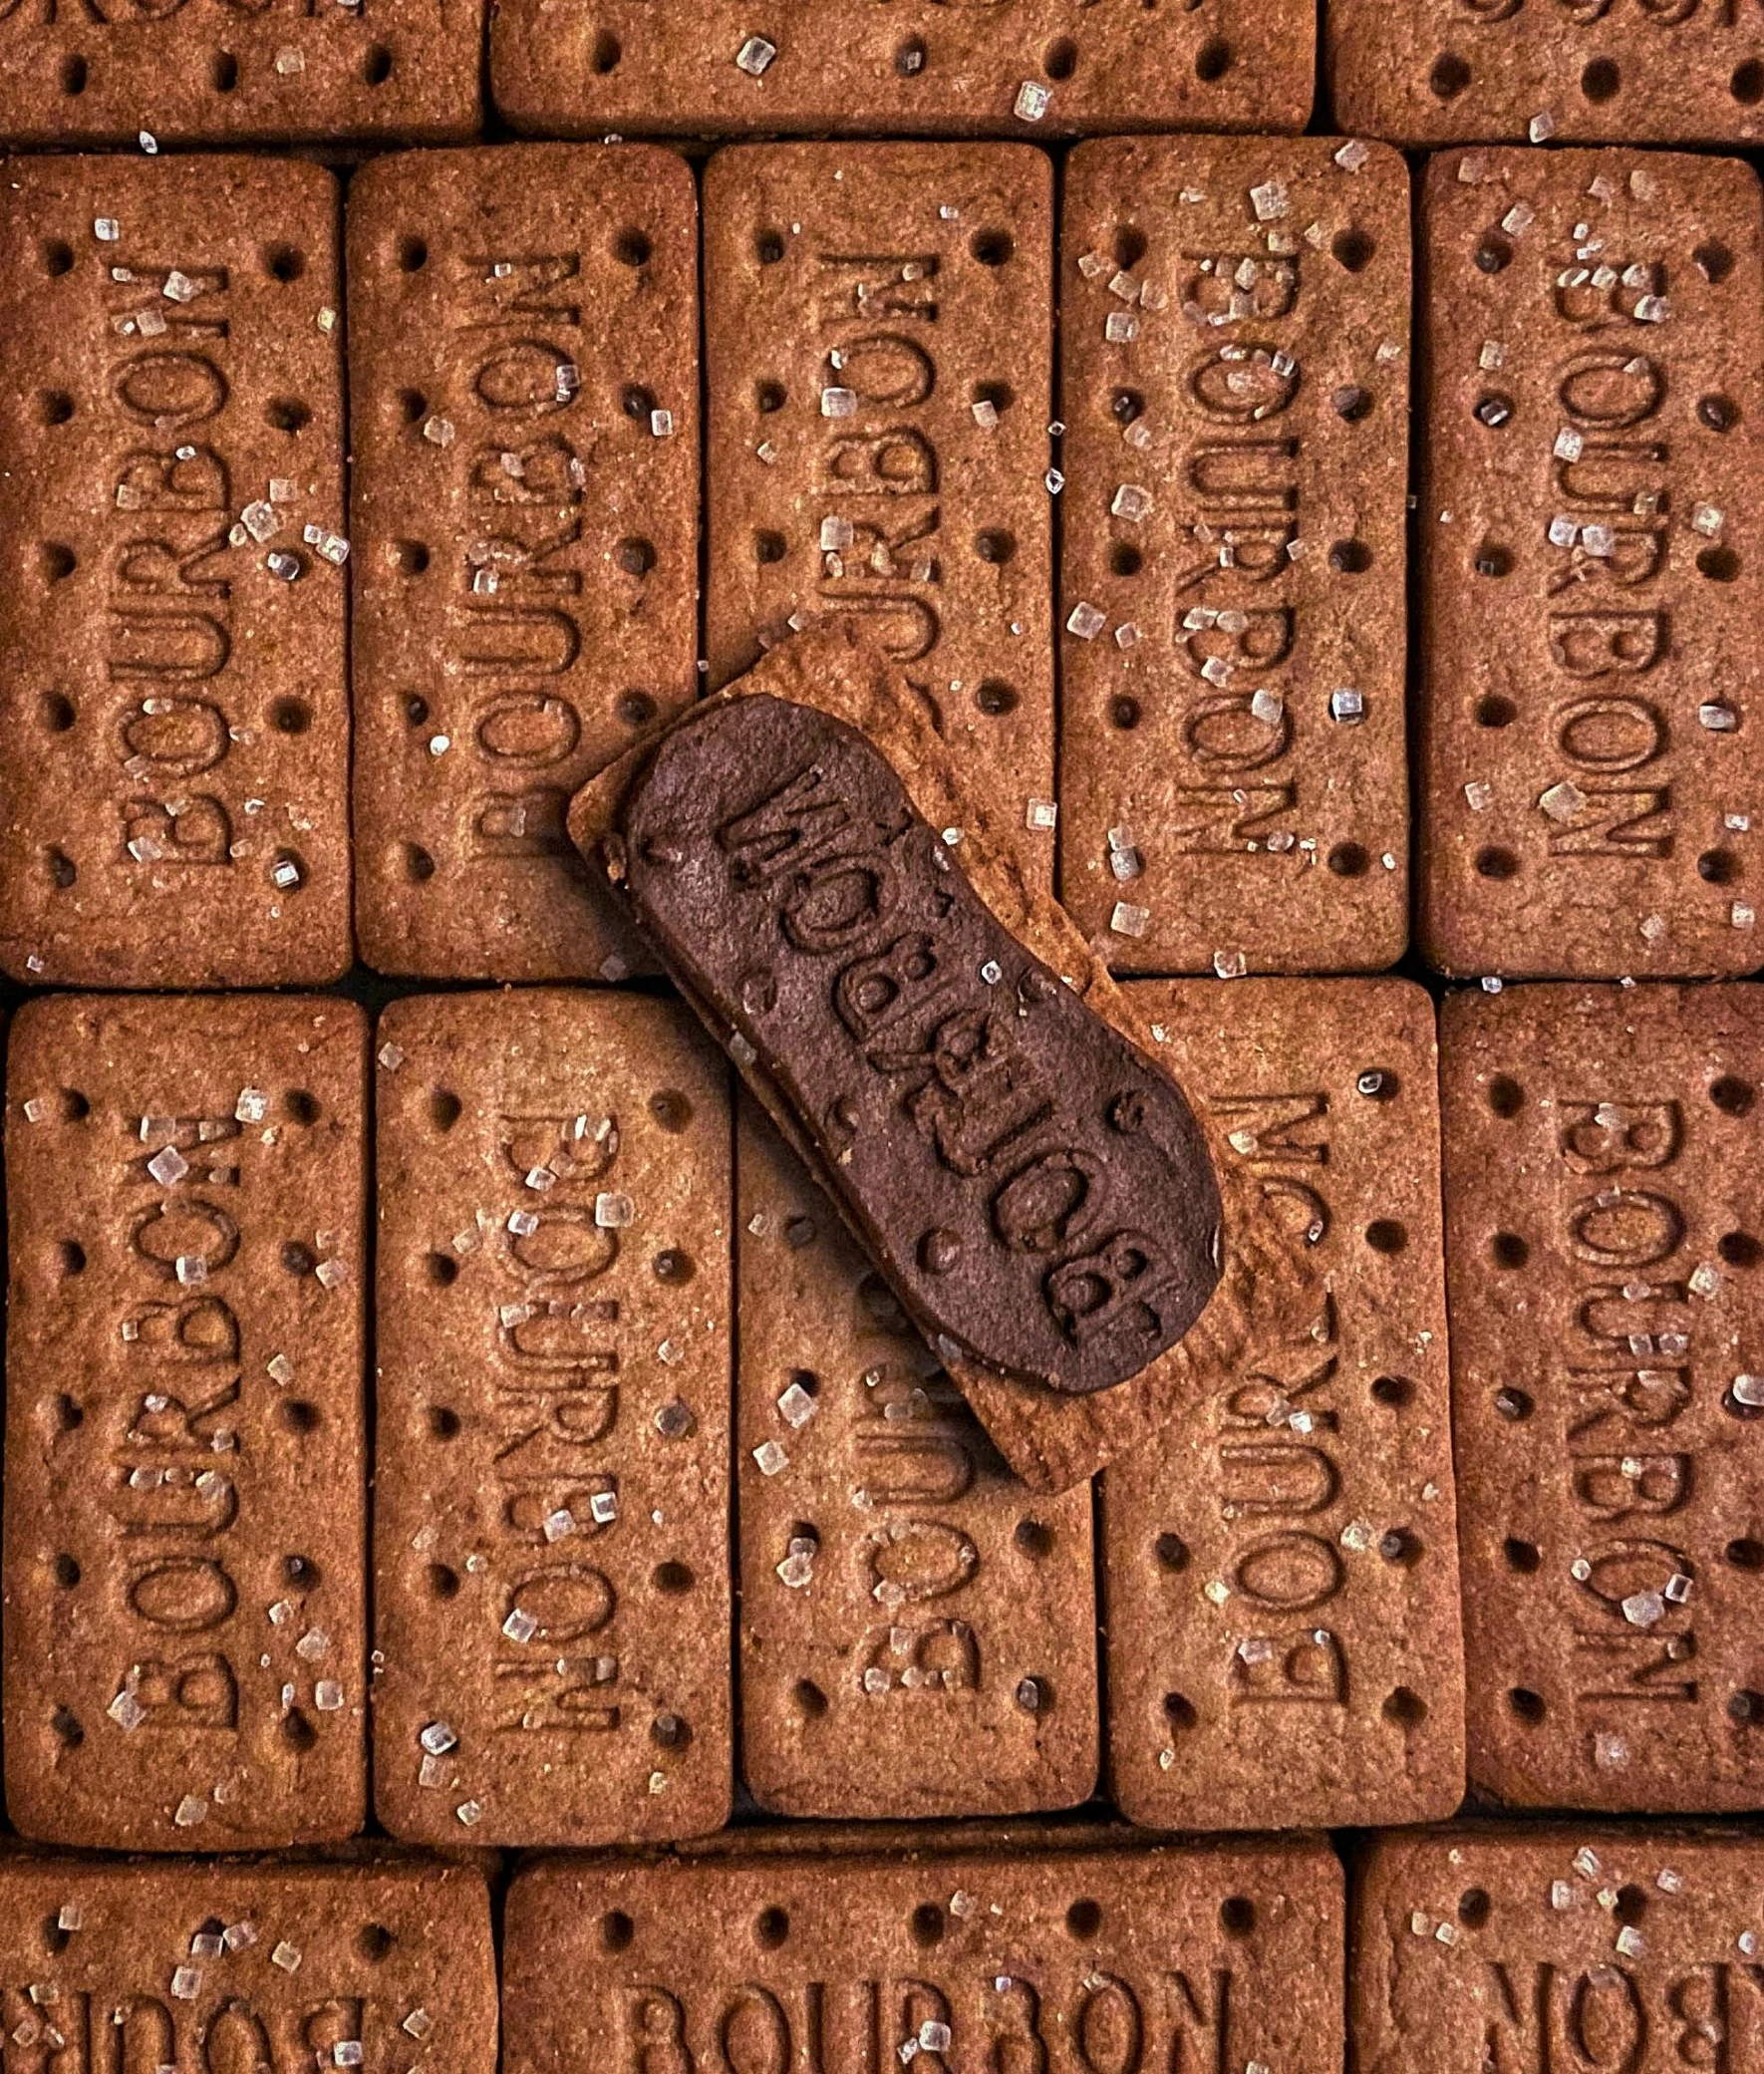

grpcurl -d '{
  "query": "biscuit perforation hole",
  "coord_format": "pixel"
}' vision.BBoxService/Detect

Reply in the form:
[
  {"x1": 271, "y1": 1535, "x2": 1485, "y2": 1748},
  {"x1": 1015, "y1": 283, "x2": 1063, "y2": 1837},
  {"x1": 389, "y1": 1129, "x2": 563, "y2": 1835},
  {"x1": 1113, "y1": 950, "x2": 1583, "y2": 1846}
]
[
  {"x1": 61, "y1": 53, "x2": 88, "y2": 93},
  {"x1": 1475, "y1": 233, "x2": 1513, "y2": 274},
  {"x1": 976, "y1": 528, "x2": 1016, "y2": 564},
  {"x1": 618, "y1": 689, "x2": 658, "y2": 728},
  {"x1": 41, "y1": 543, "x2": 76, "y2": 584},
  {"x1": 601, "y1": 1912, "x2": 635, "y2": 1953},
  {"x1": 1581, "y1": 55, "x2": 1619, "y2": 100},
  {"x1": 755, "y1": 230, "x2": 786, "y2": 265},
  {"x1": 54, "y1": 1241, "x2": 86, "y2": 1279},
  {"x1": 1698, "y1": 545, "x2": 1741, "y2": 582},
  {"x1": 1507, "y1": 1686, "x2": 1546, "y2": 1722},
  {"x1": 1698, "y1": 393, "x2": 1739, "y2": 433},
  {"x1": 1219, "y1": 1897, "x2": 1256, "y2": 1937},
  {"x1": 1194, "y1": 37, "x2": 1231, "y2": 78},
  {"x1": 404, "y1": 844, "x2": 437, "y2": 885},
  {"x1": 429, "y1": 1563, "x2": 460, "y2": 1599},
  {"x1": 210, "y1": 51, "x2": 238, "y2": 91},
  {"x1": 1329, "y1": 538, "x2": 1371, "y2": 573},
  {"x1": 1110, "y1": 388, "x2": 1144, "y2": 426},
  {"x1": 51, "y1": 1705, "x2": 83, "y2": 1748},
  {"x1": 282, "y1": 1708, "x2": 317, "y2": 1751},
  {"x1": 1733, "y1": 58, "x2": 1764, "y2": 102},
  {"x1": 283, "y1": 1089, "x2": 320, "y2": 1125},
  {"x1": 399, "y1": 388, "x2": 428, "y2": 425},
  {"x1": 42, "y1": 1916, "x2": 72, "y2": 1956},
  {"x1": 358, "y1": 1925, "x2": 395, "y2": 1961},
  {"x1": 1042, "y1": 35, "x2": 1077, "y2": 76},
  {"x1": 270, "y1": 696, "x2": 311, "y2": 736},
  {"x1": 1331, "y1": 228, "x2": 1374, "y2": 273},
  {"x1": 1370, "y1": 1374, "x2": 1412, "y2": 1407},
  {"x1": 1490, "y1": 1231, "x2": 1529, "y2": 1269},
  {"x1": 45, "y1": 847, "x2": 77, "y2": 890},
  {"x1": 429, "y1": 1089, "x2": 462, "y2": 1131},
  {"x1": 1476, "y1": 694, "x2": 1517, "y2": 727},
  {"x1": 974, "y1": 380, "x2": 1014, "y2": 419},
  {"x1": 280, "y1": 1401, "x2": 320, "y2": 1434},
  {"x1": 1015, "y1": 1518, "x2": 1053, "y2": 1558},
  {"x1": 1110, "y1": 542, "x2": 1143, "y2": 577},
  {"x1": 755, "y1": 1908, "x2": 789, "y2": 1948},
  {"x1": 425, "y1": 1252, "x2": 457, "y2": 1288},
  {"x1": 792, "y1": 1678, "x2": 828, "y2": 1717},
  {"x1": 394, "y1": 540, "x2": 430, "y2": 577},
  {"x1": 650, "y1": 1089, "x2": 692, "y2": 1132},
  {"x1": 652, "y1": 1560, "x2": 694, "y2": 1595},
  {"x1": 1699, "y1": 848, "x2": 1742, "y2": 884},
  {"x1": 283, "y1": 1553, "x2": 319, "y2": 1588},
  {"x1": 267, "y1": 398, "x2": 311, "y2": 434},
  {"x1": 754, "y1": 529, "x2": 786, "y2": 565},
  {"x1": 652, "y1": 1710, "x2": 691, "y2": 1748},
  {"x1": 1475, "y1": 543, "x2": 1514, "y2": 579},
  {"x1": 1065, "y1": 1900, "x2": 1102, "y2": 1939},
  {"x1": 1495, "y1": 1385, "x2": 1534, "y2": 1421},
  {"x1": 1112, "y1": 226, "x2": 1147, "y2": 270},
  {"x1": 976, "y1": 680, "x2": 1018, "y2": 717},
  {"x1": 40, "y1": 392, "x2": 74, "y2": 426},
  {"x1": 51, "y1": 1553, "x2": 80, "y2": 1589},
  {"x1": 1429, "y1": 51, "x2": 1470, "y2": 97},
  {"x1": 1154, "y1": 1530, "x2": 1189, "y2": 1571},
  {"x1": 428, "y1": 1406, "x2": 461, "y2": 1439},
  {"x1": 755, "y1": 380, "x2": 785, "y2": 413},
  {"x1": 910, "y1": 1904, "x2": 945, "y2": 1947},
  {"x1": 1163, "y1": 1691, "x2": 1197, "y2": 1728},
  {"x1": 1364, "y1": 1219, "x2": 1406, "y2": 1255},
  {"x1": 265, "y1": 243, "x2": 304, "y2": 283},
  {"x1": 591, "y1": 28, "x2": 621, "y2": 69},
  {"x1": 970, "y1": 229, "x2": 1014, "y2": 267},
  {"x1": 1727, "y1": 1537, "x2": 1764, "y2": 1569},
  {"x1": 1457, "y1": 1889, "x2": 1491, "y2": 1927},
  {"x1": 397, "y1": 235, "x2": 428, "y2": 273},
  {"x1": 1613, "y1": 1886, "x2": 1647, "y2": 1926},
  {"x1": 1504, "y1": 1537, "x2": 1541, "y2": 1573},
  {"x1": 1384, "y1": 1685, "x2": 1427, "y2": 1726},
  {"x1": 1695, "y1": 240, "x2": 1735, "y2": 283},
  {"x1": 1487, "y1": 1073, "x2": 1524, "y2": 1116},
  {"x1": 614, "y1": 228, "x2": 652, "y2": 269},
  {"x1": 1719, "y1": 1231, "x2": 1760, "y2": 1268},
  {"x1": 1110, "y1": 695, "x2": 1141, "y2": 731},
  {"x1": 42, "y1": 238, "x2": 75, "y2": 275},
  {"x1": 56, "y1": 1394, "x2": 84, "y2": 1431},
  {"x1": 1731, "y1": 1688, "x2": 1764, "y2": 1722},
  {"x1": 653, "y1": 1248, "x2": 695, "y2": 1285},
  {"x1": 616, "y1": 537, "x2": 656, "y2": 577},
  {"x1": 1327, "y1": 842, "x2": 1370, "y2": 879},
  {"x1": 1475, "y1": 846, "x2": 1518, "y2": 881}
]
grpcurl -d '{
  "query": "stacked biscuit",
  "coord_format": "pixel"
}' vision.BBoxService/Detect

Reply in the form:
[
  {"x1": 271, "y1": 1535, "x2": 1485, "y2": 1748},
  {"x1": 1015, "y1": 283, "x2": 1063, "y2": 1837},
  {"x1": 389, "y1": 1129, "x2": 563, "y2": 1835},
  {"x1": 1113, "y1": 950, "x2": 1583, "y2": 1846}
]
[{"x1": 0, "y1": 13, "x2": 1760, "y2": 2074}]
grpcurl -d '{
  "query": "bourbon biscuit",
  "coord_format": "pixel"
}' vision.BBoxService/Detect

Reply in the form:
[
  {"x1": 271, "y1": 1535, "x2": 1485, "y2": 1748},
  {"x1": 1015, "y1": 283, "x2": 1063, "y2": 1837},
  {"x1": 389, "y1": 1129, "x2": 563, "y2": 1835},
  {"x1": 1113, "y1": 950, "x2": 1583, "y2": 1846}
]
[
  {"x1": 1103, "y1": 979, "x2": 1463, "y2": 1828},
  {"x1": 736, "y1": 1095, "x2": 1099, "y2": 1818},
  {"x1": 0, "y1": 1853, "x2": 494, "y2": 2074},
  {"x1": 4, "y1": 993, "x2": 368, "y2": 1848},
  {"x1": 1441, "y1": 984, "x2": 1764, "y2": 1809},
  {"x1": 1418, "y1": 149, "x2": 1764, "y2": 980},
  {"x1": 492, "y1": 0, "x2": 1311, "y2": 142},
  {"x1": 349, "y1": 146, "x2": 698, "y2": 981},
  {"x1": 505, "y1": 1835, "x2": 1343, "y2": 2074},
  {"x1": 1060, "y1": 138, "x2": 1410, "y2": 977},
  {"x1": 0, "y1": 156, "x2": 351, "y2": 990},
  {"x1": 0, "y1": 6, "x2": 481, "y2": 147},
  {"x1": 1355, "y1": 1826, "x2": 1764, "y2": 2072},
  {"x1": 1330, "y1": 1, "x2": 1764, "y2": 148},
  {"x1": 373, "y1": 989, "x2": 733, "y2": 1845},
  {"x1": 704, "y1": 144, "x2": 1054, "y2": 884},
  {"x1": 570, "y1": 619, "x2": 1315, "y2": 1493}
]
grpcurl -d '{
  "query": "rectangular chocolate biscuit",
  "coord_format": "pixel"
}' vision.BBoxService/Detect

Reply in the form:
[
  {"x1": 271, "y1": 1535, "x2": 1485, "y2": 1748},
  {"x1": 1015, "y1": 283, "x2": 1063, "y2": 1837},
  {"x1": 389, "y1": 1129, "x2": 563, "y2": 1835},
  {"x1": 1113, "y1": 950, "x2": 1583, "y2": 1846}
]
[
  {"x1": 1060, "y1": 138, "x2": 1410, "y2": 977},
  {"x1": 0, "y1": 156, "x2": 351, "y2": 989},
  {"x1": 0, "y1": 8, "x2": 481, "y2": 147},
  {"x1": 492, "y1": 0, "x2": 1311, "y2": 141},
  {"x1": 1355, "y1": 1826, "x2": 1764, "y2": 2071},
  {"x1": 570, "y1": 619, "x2": 1318, "y2": 1494},
  {"x1": 1103, "y1": 979, "x2": 1463, "y2": 1827},
  {"x1": 1418, "y1": 149, "x2": 1764, "y2": 979},
  {"x1": 1330, "y1": 2, "x2": 1764, "y2": 148},
  {"x1": 506, "y1": 1835, "x2": 1343, "y2": 2074},
  {"x1": 373, "y1": 989, "x2": 733, "y2": 1844},
  {"x1": 4, "y1": 993, "x2": 367, "y2": 1848},
  {"x1": 0, "y1": 1853, "x2": 494, "y2": 2074},
  {"x1": 736, "y1": 1095, "x2": 1099, "y2": 1817},
  {"x1": 349, "y1": 145, "x2": 698, "y2": 981},
  {"x1": 1442, "y1": 984, "x2": 1764, "y2": 1809},
  {"x1": 704, "y1": 145, "x2": 1055, "y2": 887}
]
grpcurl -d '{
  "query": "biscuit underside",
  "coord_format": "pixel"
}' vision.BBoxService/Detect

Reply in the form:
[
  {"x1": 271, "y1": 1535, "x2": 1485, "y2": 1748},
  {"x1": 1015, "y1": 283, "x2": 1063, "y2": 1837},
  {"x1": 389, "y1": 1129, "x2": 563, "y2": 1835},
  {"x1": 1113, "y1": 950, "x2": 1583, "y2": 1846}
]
[{"x1": 569, "y1": 619, "x2": 1313, "y2": 1492}]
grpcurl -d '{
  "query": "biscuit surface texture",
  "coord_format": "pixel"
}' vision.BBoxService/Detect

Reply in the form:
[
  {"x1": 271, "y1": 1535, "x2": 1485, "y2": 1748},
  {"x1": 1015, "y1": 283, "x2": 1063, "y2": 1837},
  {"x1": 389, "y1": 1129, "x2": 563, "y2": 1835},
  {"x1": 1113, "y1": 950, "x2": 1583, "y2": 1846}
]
[
  {"x1": 1059, "y1": 137, "x2": 1410, "y2": 976},
  {"x1": 0, "y1": 155, "x2": 351, "y2": 989},
  {"x1": 736, "y1": 1095, "x2": 1099, "y2": 1817},
  {"x1": 4, "y1": 993, "x2": 367, "y2": 1848},
  {"x1": 349, "y1": 146, "x2": 698, "y2": 980},
  {"x1": 1418, "y1": 148, "x2": 1764, "y2": 979},
  {"x1": 1104, "y1": 978, "x2": 1463, "y2": 1828},
  {"x1": 1442, "y1": 983, "x2": 1764, "y2": 1810},
  {"x1": 374, "y1": 989, "x2": 733, "y2": 1845}
]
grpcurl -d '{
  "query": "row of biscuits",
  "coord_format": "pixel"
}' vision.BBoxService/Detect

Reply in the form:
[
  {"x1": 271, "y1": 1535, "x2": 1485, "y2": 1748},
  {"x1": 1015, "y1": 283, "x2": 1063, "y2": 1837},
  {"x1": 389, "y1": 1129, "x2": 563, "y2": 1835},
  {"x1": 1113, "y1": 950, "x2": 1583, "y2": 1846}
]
[
  {"x1": 5, "y1": 977, "x2": 1758, "y2": 1850},
  {"x1": 3, "y1": 1826, "x2": 1763, "y2": 2074},
  {"x1": 5, "y1": 2, "x2": 1764, "y2": 148},
  {"x1": 2, "y1": 140, "x2": 1756, "y2": 991}
]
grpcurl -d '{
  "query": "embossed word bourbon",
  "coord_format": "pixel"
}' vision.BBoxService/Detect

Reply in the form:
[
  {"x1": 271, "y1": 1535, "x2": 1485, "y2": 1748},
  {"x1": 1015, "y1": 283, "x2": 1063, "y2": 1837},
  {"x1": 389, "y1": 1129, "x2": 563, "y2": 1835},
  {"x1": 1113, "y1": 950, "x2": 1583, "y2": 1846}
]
[
  {"x1": 1355, "y1": 1829, "x2": 1764, "y2": 2073},
  {"x1": 1106, "y1": 980, "x2": 1462, "y2": 1828},
  {"x1": 616, "y1": 693, "x2": 1222, "y2": 1395},
  {"x1": 737, "y1": 1098, "x2": 1098, "y2": 1817},
  {"x1": 0, "y1": 1857, "x2": 495, "y2": 2074},
  {"x1": 3, "y1": 994, "x2": 367, "y2": 1849},
  {"x1": 705, "y1": 145, "x2": 1055, "y2": 872},
  {"x1": 1443, "y1": 985, "x2": 1764, "y2": 1810},
  {"x1": 374, "y1": 991, "x2": 732, "y2": 1845},
  {"x1": 1419, "y1": 149, "x2": 1764, "y2": 979},
  {"x1": 505, "y1": 1838, "x2": 1343, "y2": 2074},
  {"x1": 1060, "y1": 138, "x2": 1411, "y2": 976},
  {"x1": 0, "y1": 156, "x2": 352, "y2": 988},
  {"x1": 349, "y1": 146, "x2": 699, "y2": 980}
]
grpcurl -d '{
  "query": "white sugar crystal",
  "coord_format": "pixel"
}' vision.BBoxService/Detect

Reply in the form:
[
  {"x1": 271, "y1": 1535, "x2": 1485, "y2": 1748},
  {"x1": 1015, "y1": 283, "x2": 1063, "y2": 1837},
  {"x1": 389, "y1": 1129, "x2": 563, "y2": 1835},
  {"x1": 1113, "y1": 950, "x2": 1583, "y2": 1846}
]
[
  {"x1": 333, "y1": 2046, "x2": 363, "y2": 2067},
  {"x1": 57, "y1": 1905, "x2": 82, "y2": 1932},
  {"x1": 1014, "y1": 80, "x2": 1050, "y2": 121},
  {"x1": 1066, "y1": 601, "x2": 1106, "y2": 640},
  {"x1": 235, "y1": 1087, "x2": 269, "y2": 1123},
  {"x1": 502, "y1": 1607, "x2": 538, "y2": 1643},
  {"x1": 595, "y1": 1191, "x2": 635, "y2": 1228},
  {"x1": 1109, "y1": 901, "x2": 1150, "y2": 939},
  {"x1": 1616, "y1": 1926, "x2": 1644, "y2": 1959},
  {"x1": 1732, "y1": 903, "x2": 1755, "y2": 929},
  {"x1": 1731, "y1": 1373, "x2": 1764, "y2": 1406},
  {"x1": 455, "y1": 1800, "x2": 482, "y2": 1827},
  {"x1": 1250, "y1": 688, "x2": 1284, "y2": 727},
  {"x1": 820, "y1": 387, "x2": 857, "y2": 418},
  {"x1": 421, "y1": 1720, "x2": 457, "y2": 1755},
  {"x1": 1104, "y1": 311, "x2": 1138, "y2": 342},
  {"x1": 1329, "y1": 688, "x2": 1364, "y2": 724},
  {"x1": 315, "y1": 1258, "x2": 346, "y2": 1289},
  {"x1": 314, "y1": 1679, "x2": 344, "y2": 1711},
  {"x1": 589, "y1": 1490, "x2": 619, "y2": 1525},
  {"x1": 1250, "y1": 179, "x2": 1289, "y2": 221},
  {"x1": 543, "y1": 1508, "x2": 575, "y2": 1542},
  {"x1": 1025, "y1": 797, "x2": 1058, "y2": 831},
  {"x1": 1480, "y1": 340, "x2": 1505, "y2": 370},
  {"x1": 377, "y1": 1041, "x2": 406, "y2": 1071},
  {"x1": 170, "y1": 1968, "x2": 201, "y2": 2000},
  {"x1": 1111, "y1": 483, "x2": 1152, "y2": 521},
  {"x1": 1551, "y1": 1881, "x2": 1575, "y2": 1911},
  {"x1": 296, "y1": 1629, "x2": 330, "y2": 1660},
  {"x1": 1620, "y1": 1590, "x2": 1664, "y2": 1628},
  {"x1": 819, "y1": 516, "x2": 854, "y2": 551},
  {"x1": 242, "y1": 499, "x2": 279, "y2": 542},
  {"x1": 1554, "y1": 428, "x2": 1585, "y2": 462},
  {"x1": 172, "y1": 1796, "x2": 206, "y2": 1829},
  {"x1": 650, "y1": 408, "x2": 675, "y2": 438},
  {"x1": 1529, "y1": 111, "x2": 1556, "y2": 142},
  {"x1": 271, "y1": 1943, "x2": 302, "y2": 1972},
  {"x1": 735, "y1": 33, "x2": 775, "y2": 72},
  {"x1": 753, "y1": 1439, "x2": 789, "y2": 1476},
  {"x1": 95, "y1": 217, "x2": 121, "y2": 241},
  {"x1": 1464, "y1": 780, "x2": 1493, "y2": 812},
  {"x1": 107, "y1": 1690, "x2": 146, "y2": 1731},
  {"x1": 1540, "y1": 780, "x2": 1586, "y2": 823},
  {"x1": 972, "y1": 400, "x2": 1000, "y2": 430},
  {"x1": 1692, "y1": 502, "x2": 1725, "y2": 536},
  {"x1": 1699, "y1": 703, "x2": 1738, "y2": 732},
  {"x1": 507, "y1": 1209, "x2": 539, "y2": 1238},
  {"x1": 1333, "y1": 139, "x2": 1371, "y2": 171},
  {"x1": 1502, "y1": 201, "x2": 1535, "y2": 236},
  {"x1": 147, "y1": 1145, "x2": 189, "y2": 1186},
  {"x1": 777, "y1": 1380, "x2": 817, "y2": 1427},
  {"x1": 174, "y1": 1255, "x2": 207, "y2": 1288},
  {"x1": 404, "y1": 2012, "x2": 434, "y2": 2041},
  {"x1": 1634, "y1": 294, "x2": 1668, "y2": 323}
]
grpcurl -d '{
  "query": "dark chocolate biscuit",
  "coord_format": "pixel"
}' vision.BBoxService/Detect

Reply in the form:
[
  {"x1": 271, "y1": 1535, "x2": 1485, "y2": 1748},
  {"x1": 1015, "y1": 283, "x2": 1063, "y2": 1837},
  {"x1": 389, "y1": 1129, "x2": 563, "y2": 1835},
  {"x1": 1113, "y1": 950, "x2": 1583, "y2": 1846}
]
[{"x1": 618, "y1": 691, "x2": 1222, "y2": 1396}]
